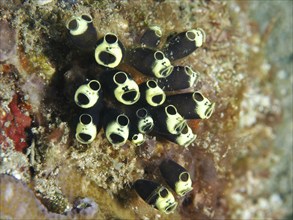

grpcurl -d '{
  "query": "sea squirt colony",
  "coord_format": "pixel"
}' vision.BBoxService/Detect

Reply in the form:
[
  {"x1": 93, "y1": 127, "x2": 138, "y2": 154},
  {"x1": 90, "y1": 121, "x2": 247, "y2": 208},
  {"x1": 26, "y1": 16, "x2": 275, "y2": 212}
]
[
  {"x1": 65, "y1": 14, "x2": 215, "y2": 214},
  {"x1": 134, "y1": 159, "x2": 194, "y2": 214}
]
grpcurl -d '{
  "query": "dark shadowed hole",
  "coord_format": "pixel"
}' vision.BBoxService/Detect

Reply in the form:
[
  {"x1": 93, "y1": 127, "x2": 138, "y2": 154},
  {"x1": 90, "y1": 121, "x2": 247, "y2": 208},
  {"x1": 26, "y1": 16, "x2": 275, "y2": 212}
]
[
  {"x1": 184, "y1": 66, "x2": 193, "y2": 76},
  {"x1": 68, "y1": 19, "x2": 78, "y2": 31},
  {"x1": 176, "y1": 122, "x2": 186, "y2": 133},
  {"x1": 81, "y1": 14, "x2": 92, "y2": 22},
  {"x1": 80, "y1": 114, "x2": 91, "y2": 124},
  {"x1": 114, "y1": 72, "x2": 127, "y2": 84},
  {"x1": 110, "y1": 133, "x2": 124, "y2": 144},
  {"x1": 154, "y1": 51, "x2": 164, "y2": 60},
  {"x1": 153, "y1": 27, "x2": 162, "y2": 37},
  {"x1": 136, "y1": 108, "x2": 147, "y2": 118},
  {"x1": 160, "y1": 66, "x2": 173, "y2": 77},
  {"x1": 105, "y1": 34, "x2": 117, "y2": 44},
  {"x1": 132, "y1": 134, "x2": 138, "y2": 140},
  {"x1": 142, "y1": 124, "x2": 153, "y2": 133},
  {"x1": 106, "y1": 176, "x2": 114, "y2": 184},
  {"x1": 205, "y1": 105, "x2": 214, "y2": 118},
  {"x1": 77, "y1": 93, "x2": 89, "y2": 105},
  {"x1": 89, "y1": 80, "x2": 100, "y2": 91},
  {"x1": 166, "y1": 105, "x2": 176, "y2": 115},
  {"x1": 99, "y1": 52, "x2": 116, "y2": 65},
  {"x1": 186, "y1": 30, "x2": 196, "y2": 41},
  {"x1": 181, "y1": 125, "x2": 189, "y2": 134},
  {"x1": 159, "y1": 188, "x2": 168, "y2": 198},
  {"x1": 117, "y1": 115, "x2": 129, "y2": 126},
  {"x1": 193, "y1": 92, "x2": 204, "y2": 101},
  {"x1": 152, "y1": 94, "x2": 163, "y2": 104},
  {"x1": 182, "y1": 193, "x2": 193, "y2": 207},
  {"x1": 147, "y1": 80, "x2": 157, "y2": 88},
  {"x1": 166, "y1": 203, "x2": 176, "y2": 213},
  {"x1": 180, "y1": 172, "x2": 189, "y2": 181},
  {"x1": 122, "y1": 91, "x2": 137, "y2": 102},
  {"x1": 79, "y1": 133, "x2": 92, "y2": 142}
]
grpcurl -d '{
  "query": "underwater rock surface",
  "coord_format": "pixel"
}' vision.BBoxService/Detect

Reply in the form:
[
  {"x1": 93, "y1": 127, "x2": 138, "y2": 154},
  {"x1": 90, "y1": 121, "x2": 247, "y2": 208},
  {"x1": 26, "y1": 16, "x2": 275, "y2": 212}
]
[
  {"x1": 0, "y1": 0, "x2": 292, "y2": 219},
  {"x1": 0, "y1": 20, "x2": 16, "y2": 62}
]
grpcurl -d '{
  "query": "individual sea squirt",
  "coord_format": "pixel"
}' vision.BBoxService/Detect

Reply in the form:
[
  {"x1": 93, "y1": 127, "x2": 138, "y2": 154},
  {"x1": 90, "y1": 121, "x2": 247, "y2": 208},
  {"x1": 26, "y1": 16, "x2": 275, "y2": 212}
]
[
  {"x1": 74, "y1": 80, "x2": 102, "y2": 109},
  {"x1": 139, "y1": 80, "x2": 166, "y2": 107},
  {"x1": 94, "y1": 33, "x2": 125, "y2": 68},
  {"x1": 99, "y1": 69, "x2": 140, "y2": 105},
  {"x1": 126, "y1": 108, "x2": 153, "y2": 146},
  {"x1": 151, "y1": 105, "x2": 187, "y2": 135},
  {"x1": 165, "y1": 91, "x2": 215, "y2": 119},
  {"x1": 159, "y1": 122, "x2": 197, "y2": 148},
  {"x1": 128, "y1": 48, "x2": 174, "y2": 78},
  {"x1": 157, "y1": 65, "x2": 199, "y2": 91},
  {"x1": 134, "y1": 179, "x2": 178, "y2": 214},
  {"x1": 75, "y1": 113, "x2": 98, "y2": 144},
  {"x1": 102, "y1": 108, "x2": 130, "y2": 148},
  {"x1": 66, "y1": 14, "x2": 98, "y2": 52},
  {"x1": 159, "y1": 159, "x2": 193, "y2": 196},
  {"x1": 163, "y1": 28, "x2": 206, "y2": 61},
  {"x1": 140, "y1": 25, "x2": 162, "y2": 48},
  {"x1": 135, "y1": 108, "x2": 154, "y2": 134}
]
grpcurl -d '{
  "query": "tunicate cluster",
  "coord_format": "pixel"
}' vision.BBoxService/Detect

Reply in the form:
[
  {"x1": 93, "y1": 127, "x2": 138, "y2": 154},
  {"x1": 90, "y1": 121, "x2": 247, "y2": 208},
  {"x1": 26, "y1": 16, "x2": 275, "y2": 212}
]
[{"x1": 65, "y1": 14, "x2": 215, "y2": 149}]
